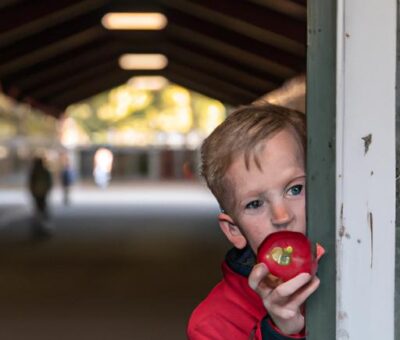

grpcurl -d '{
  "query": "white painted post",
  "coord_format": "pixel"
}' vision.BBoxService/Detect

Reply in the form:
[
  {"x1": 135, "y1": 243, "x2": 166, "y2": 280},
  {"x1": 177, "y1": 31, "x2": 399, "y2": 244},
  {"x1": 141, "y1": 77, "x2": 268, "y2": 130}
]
[{"x1": 336, "y1": 1, "x2": 396, "y2": 339}]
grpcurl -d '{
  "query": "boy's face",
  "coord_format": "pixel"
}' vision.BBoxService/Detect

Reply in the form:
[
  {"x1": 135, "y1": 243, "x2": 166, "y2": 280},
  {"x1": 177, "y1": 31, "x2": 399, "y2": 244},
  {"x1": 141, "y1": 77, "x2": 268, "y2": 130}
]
[{"x1": 218, "y1": 128, "x2": 306, "y2": 254}]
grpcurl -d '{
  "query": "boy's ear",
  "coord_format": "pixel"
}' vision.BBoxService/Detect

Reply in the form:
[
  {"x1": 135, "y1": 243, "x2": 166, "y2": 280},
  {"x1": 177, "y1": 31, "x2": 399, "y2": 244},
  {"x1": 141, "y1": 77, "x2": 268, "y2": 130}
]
[{"x1": 218, "y1": 212, "x2": 247, "y2": 249}]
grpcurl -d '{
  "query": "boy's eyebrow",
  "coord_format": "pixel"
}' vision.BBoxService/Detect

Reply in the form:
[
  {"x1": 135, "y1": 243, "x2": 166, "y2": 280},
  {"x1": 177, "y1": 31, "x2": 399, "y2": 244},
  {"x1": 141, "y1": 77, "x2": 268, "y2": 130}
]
[
  {"x1": 237, "y1": 174, "x2": 306, "y2": 201},
  {"x1": 288, "y1": 174, "x2": 306, "y2": 182}
]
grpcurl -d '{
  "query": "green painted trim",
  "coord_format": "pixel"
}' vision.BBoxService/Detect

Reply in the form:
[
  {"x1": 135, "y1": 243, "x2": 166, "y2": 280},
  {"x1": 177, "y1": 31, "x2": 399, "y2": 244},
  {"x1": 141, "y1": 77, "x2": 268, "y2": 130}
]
[{"x1": 306, "y1": 0, "x2": 337, "y2": 339}]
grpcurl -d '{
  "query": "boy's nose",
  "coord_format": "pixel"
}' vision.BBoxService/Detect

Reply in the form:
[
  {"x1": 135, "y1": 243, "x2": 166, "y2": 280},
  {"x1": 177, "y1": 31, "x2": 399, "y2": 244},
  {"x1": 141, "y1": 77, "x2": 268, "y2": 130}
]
[{"x1": 270, "y1": 202, "x2": 293, "y2": 228}]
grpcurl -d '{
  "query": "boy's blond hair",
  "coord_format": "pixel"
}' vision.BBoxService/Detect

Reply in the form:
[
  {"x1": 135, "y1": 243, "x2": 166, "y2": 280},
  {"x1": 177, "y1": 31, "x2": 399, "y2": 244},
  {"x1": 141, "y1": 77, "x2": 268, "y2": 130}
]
[{"x1": 201, "y1": 103, "x2": 306, "y2": 213}]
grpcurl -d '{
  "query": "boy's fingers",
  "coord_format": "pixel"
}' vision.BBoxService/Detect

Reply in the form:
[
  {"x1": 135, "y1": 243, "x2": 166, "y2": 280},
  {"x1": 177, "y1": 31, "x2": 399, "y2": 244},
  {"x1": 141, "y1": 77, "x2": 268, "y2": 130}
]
[
  {"x1": 248, "y1": 263, "x2": 272, "y2": 295},
  {"x1": 248, "y1": 262, "x2": 268, "y2": 290},
  {"x1": 290, "y1": 276, "x2": 320, "y2": 307},
  {"x1": 272, "y1": 273, "x2": 312, "y2": 298}
]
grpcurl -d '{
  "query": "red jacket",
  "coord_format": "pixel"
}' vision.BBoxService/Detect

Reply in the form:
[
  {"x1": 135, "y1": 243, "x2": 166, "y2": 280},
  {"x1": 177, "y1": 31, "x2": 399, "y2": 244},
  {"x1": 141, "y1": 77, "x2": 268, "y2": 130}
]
[{"x1": 187, "y1": 247, "x2": 306, "y2": 340}]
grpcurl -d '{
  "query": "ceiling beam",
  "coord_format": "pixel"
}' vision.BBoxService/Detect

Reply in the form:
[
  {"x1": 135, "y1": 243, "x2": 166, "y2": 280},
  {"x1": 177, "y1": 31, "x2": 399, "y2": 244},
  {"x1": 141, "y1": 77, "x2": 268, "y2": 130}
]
[
  {"x1": 164, "y1": 72, "x2": 247, "y2": 106},
  {"x1": 48, "y1": 71, "x2": 135, "y2": 108},
  {"x1": 247, "y1": 0, "x2": 306, "y2": 21},
  {"x1": 48, "y1": 57, "x2": 258, "y2": 109},
  {"x1": 13, "y1": 38, "x2": 272, "y2": 104},
  {"x1": 0, "y1": 26, "x2": 105, "y2": 78},
  {"x1": 0, "y1": 0, "x2": 80, "y2": 32},
  {"x1": 167, "y1": 24, "x2": 298, "y2": 80},
  {"x1": 30, "y1": 60, "x2": 120, "y2": 100},
  {"x1": 166, "y1": 61, "x2": 258, "y2": 103},
  {"x1": 1, "y1": 36, "x2": 111, "y2": 92},
  {"x1": 165, "y1": 43, "x2": 277, "y2": 94},
  {"x1": 12, "y1": 38, "x2": 165, "y2": 94},
  {"x1": 0, "y1": 0, "x2": 26, "y2": 10},
  {"x1": 166, "y1": 35, "x2": 286, "y2": 86},
  {"x1": 13, "y1": 41, "x2": 124, "y2": 93},
  {"x1": 2, "y1": 30, "x2": 164, "y2": 86},
  {"x1": 165, "y1": 9, "x2": 304, "y2": 71},
  {"x1": 0, "y1": 0, "x2": 109, "y2": 49},
  {"x1": 160, "y1": 0, "x2": 305, "y2": 56},
  {"x1": 0, "y1": 8, "x2": 107, "y2": 63}
]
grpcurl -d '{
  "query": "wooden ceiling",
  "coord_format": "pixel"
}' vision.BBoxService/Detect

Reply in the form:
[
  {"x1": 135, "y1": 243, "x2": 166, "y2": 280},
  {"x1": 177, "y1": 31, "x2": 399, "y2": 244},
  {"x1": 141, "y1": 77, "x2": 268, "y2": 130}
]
[{"x1": 0, "y1": 0, "x2": 306, "y2": 117}]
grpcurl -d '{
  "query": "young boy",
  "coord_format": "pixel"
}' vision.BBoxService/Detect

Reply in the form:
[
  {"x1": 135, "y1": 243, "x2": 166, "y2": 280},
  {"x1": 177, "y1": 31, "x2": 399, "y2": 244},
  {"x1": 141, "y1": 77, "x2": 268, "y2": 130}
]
[{"x1": 187, "y1": 104, "x2": 320, "y2": 339}]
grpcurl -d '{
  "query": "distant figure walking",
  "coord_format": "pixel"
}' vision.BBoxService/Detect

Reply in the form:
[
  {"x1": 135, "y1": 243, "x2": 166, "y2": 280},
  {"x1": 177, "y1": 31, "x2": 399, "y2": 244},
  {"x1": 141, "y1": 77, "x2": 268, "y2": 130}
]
[
  {"x1": 60, "y1": 152, "x2": 75, "y2": 205},
  {"x1": 93, "y1": 147, "x2": 113, "y2": 188},
  {"x1": 28, "y1": 155, "x2": 53, "y2": 238}
]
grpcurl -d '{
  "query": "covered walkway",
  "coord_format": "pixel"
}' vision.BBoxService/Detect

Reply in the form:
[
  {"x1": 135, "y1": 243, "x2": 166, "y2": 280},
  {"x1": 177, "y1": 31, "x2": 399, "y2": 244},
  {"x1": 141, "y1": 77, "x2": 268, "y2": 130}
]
[{"x1": 0, "y1": 181, "x2": 227, "y2": 340}]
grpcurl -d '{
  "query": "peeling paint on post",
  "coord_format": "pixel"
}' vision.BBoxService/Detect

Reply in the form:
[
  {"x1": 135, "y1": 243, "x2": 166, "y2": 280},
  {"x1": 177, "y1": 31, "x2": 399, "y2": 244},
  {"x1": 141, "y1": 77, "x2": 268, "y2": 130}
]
[
  {"x1": 368, "y1": 212, "x2": 374, "y2": 268},
  {"x1": 309, "y1": 0, "x2": 396, "y2": 339},
  {"x1": 335, "y1": 0, "x2": 396, "y2": 339},
  {"x1": 362, "y1": 134, "x2": 372, "y2": 155}
]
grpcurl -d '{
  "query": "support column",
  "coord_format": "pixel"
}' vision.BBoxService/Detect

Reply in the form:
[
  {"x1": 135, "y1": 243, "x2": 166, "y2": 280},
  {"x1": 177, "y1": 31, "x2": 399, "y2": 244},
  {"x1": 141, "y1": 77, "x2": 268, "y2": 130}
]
[
  {"x1": 335, "y1": 1, "x2": 396, "y2": 339},
  {"x1": 308, "y1": 1, "x2": 397, "y2": 339},
  {"x1": 306, "y1": 0, "x2": 337, "y2": 339}
]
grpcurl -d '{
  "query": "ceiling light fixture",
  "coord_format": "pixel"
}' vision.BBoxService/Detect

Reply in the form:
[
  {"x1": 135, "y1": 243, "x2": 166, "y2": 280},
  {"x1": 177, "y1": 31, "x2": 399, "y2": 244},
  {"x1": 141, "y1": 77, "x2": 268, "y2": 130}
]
[
  {"x1": 128, "y1": 76, "x2": 169, "y2": 90},
  {"x1": 119, "y1": 54, "x2": 168, "y2": 70},
  {"x1": 101, "y1": 12, "x2": 167, "y2": 30}
]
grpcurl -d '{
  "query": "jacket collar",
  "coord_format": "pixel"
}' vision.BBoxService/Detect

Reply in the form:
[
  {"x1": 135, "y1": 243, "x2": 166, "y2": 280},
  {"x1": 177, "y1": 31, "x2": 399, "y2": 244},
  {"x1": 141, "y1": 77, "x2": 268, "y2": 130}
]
[{"x1": 225, "y1": 246, "x2": 256, "y2": 277}]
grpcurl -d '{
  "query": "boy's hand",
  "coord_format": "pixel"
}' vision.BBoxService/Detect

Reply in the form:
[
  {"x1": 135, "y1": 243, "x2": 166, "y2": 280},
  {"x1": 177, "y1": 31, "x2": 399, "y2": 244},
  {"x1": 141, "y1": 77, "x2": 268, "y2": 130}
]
[{"x1": 248, "y1": 262, "x2": 320, "y2": 335}]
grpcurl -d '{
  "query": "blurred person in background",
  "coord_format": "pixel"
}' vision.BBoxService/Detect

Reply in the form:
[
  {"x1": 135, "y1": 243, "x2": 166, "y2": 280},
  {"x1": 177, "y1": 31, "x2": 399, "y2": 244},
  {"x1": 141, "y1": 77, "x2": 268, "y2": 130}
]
[
  {"x1": 60, "y1": 151, "x2": 75, "y2": 205},
  {"x1": 93, "y1": 147, "x2": 113, "y2": 188},
  {"x1": 28, "y1": 155, "x2": 53, "y2": 238}
]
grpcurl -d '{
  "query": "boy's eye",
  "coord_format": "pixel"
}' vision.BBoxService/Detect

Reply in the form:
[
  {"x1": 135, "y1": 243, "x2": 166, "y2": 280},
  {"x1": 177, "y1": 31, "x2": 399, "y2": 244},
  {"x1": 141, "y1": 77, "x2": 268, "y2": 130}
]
[
  {"x1": 287, "y1": 184, "x2": 303, "y2": 196},
  {"x1": 245, "y1": 200, "x2": 263, "y2": 210}
]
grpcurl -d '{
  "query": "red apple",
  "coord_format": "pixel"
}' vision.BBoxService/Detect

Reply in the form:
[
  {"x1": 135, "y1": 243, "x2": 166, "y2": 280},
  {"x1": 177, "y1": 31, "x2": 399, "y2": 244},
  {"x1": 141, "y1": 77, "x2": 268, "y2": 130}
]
[{"x1": 257, "y1": 231, "x2": 323, "y2": 285}]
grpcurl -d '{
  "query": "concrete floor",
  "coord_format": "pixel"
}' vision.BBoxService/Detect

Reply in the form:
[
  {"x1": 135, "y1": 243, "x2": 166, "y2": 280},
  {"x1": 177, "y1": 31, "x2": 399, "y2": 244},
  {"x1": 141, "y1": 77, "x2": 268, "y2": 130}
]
[{"x1": 0, "y1": 181, "x2": 229, "y2": 340}]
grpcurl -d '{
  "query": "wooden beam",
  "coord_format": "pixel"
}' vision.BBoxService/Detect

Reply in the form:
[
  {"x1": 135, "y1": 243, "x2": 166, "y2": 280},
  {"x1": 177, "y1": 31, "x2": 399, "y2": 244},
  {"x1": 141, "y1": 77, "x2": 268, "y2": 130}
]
[
  {"x1": 0, "y1": 8, "x2": 107, "y2": 63},
  {"x1": 165, "y1": 43, "x2": 277, "y2": 94},
  {"x1": 165, "y1": 8, "x2": 304, "y2": 71},
  {"x1": 167, "y1": 24, "x2": 298, "y2": 80},
  {"x1": 0, "y1": 0, "x2": 79, "y2": 32},
  {"x1": 1, "y1": 35, "x2": 110, "y2": 90},
  {"x1": 0, "y1": 26, "x2": 104, "y2": 78},
  {"x1": 0, "y1": 0, "x2": 26, "y2": 10},
  {"x1": 48, "y1": 69, "x2": 162, "y2": 108},
  {"x1": 12, "y1": 38, "x2": 164, "y2": 94},
  {"x1": 247, "y1": 0, "x2": 306, "y2": 21},
  {"x1": 191, "y1": 0, "x2": 305, "y2": 42},
  {"x1": 13, "y1": 41, "x2": 124, "y2": 93},
  {"x1": 166, "y1": 35, "x2": 285, "y2": 86},
  {"x1": 0, "y1": 0, "x2": 108, "y2": 49},
  {"x1": 161, "y1": 0, "x2": 305, "y2": 56},
  {"x1": 164, "y1": 72, "x2": 244, "y2": 106},
  {"x1": 30, "y1": 60, "x2": 120, "y2": 100},
  {"x1": 48, "y1": 71, "x2": 134, "y2": 108},
  {"x1": 48, "y1": 59, "x2": 256, "y2": 109},
  {"x1": 166, "y1": 61, "x2": 257, "y2": 103}
]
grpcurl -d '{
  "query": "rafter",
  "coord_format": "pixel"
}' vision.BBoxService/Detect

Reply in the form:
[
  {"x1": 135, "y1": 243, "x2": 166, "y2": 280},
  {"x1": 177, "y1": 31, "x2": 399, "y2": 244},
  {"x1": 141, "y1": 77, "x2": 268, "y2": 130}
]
[
  {"x1": 0, "y1": 0, "x2": 307, "y2": 117},
  {"x1": 165, "y1": 43, "x2": 276, "y2": 94},
  {"x1": 247, "y1": 0, "x2": 306, "y2": 21},
  {"x1": 167, "y1": 24, "x2": 297, "y2": 80},
  {"x1": 13, "y1": 41, "x2": 123, "y2": 93},
  {"x1": 0, "y1": 26, "x2": 104, "y2": 78},
  {"x1": 0, "y1": 0, "x2": 108, "y2": 49},
  {"x1": 160, "y1": 0, "x2": 305, "y2": 56},
  {"x1": 167, "y1": 61, "x2": 258, "y2": 102}
]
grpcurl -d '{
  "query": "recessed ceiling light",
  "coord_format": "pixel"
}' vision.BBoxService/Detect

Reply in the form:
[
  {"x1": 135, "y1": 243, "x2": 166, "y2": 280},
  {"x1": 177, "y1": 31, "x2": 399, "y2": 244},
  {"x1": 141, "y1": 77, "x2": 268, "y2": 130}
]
[
  {"x1": 101, "y1": 12, "x2": 167, "y2": 30},
  {"x1": 119, "y1": 54, "x2": 168, "y2": 70},
  {"x1": 128, "y1": 76, "x2": 169, "y2": 90}
]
